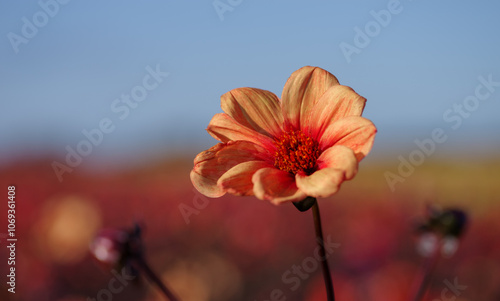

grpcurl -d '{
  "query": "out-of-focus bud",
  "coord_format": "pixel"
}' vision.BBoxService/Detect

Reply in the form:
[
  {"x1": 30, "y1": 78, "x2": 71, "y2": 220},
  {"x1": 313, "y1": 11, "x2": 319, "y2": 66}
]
[
  {"x1": 89, "y1": 223, "x2": 179, "y2": 301},
  {"x1": 416, "y1": 232, "x2": 439, "y2": 257},
  {"x1": 89, "y1": 223, "x2": 143, "y2": 269},
  {"x1": 417, "y1": 206, "x2": 467, "y2": 238},
  {"x1": 440, "y1": 236, "x2": 459, "y2": 257},
  {"x1": 415, "y1": 205, "x2": 468, "y2": 257}
]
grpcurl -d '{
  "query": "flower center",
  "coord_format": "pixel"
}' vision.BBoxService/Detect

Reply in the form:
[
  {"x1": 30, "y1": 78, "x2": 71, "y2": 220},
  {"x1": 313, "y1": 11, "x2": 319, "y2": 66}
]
[{"x1": 273, "y1": 130, "x2": 320, "y2": 175}]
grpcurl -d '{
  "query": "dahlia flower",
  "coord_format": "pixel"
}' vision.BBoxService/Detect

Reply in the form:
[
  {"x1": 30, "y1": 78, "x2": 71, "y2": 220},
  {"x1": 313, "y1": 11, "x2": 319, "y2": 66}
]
[{"x1": 191, "y1": 66, "x2": 376, "y2": 205}]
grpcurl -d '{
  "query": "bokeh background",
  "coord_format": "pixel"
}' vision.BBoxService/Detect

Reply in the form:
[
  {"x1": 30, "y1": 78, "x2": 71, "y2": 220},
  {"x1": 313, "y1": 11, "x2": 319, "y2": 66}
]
[{"x1": 1, "y1": 1, "x2": 499, "y2": 300}]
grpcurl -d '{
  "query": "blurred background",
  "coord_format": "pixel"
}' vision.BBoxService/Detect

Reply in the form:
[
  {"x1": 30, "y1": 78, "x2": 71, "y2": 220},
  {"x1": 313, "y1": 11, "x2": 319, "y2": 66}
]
[{"x1": 1, "y1": 1, "x2": 499, "y2": 300}]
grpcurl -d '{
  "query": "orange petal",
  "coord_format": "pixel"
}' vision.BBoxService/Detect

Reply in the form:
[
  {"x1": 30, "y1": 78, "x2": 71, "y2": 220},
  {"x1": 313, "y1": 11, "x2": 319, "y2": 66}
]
[
  {"x1": 207, "y1": 113, "x2": 275, "y2": 150},
  {"x1": 317, "y1": 145, "x2": 358, "y2": 180},
  {"x1": 221, "y1": 87, "x2": 284, "y2": 137},
  {"x1": 252, "y1": 167, "x2": 307, "y2": 205},
  {"x1": 281, "y1": 66, "x2": 339, "y2": 130},
  {"x1": 217, "y1": 161, "x2": 272, "y2": 196},
  {"x1": 295, "y1": 168, "x2": 345, "y2": 198},
  {"x1": 306, "y1": 85, "x2": 366, "y2": 140},
  {"x1": 319, "y1": 116, "x2": 377, "y2": 161},
  {"x1": 191, "y1": 141, "x2": 271, "y2": 198}
]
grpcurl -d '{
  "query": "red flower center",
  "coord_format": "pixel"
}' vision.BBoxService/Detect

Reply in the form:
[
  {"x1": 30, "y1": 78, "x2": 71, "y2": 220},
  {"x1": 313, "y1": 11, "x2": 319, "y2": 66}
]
[{"x1": 273, "y1": 130, "x2": 320, "y2": 175}]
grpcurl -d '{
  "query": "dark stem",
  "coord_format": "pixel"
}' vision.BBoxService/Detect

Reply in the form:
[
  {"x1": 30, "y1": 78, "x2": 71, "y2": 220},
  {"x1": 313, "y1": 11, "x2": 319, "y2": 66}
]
[
  {"x1": 312, "y1": 199, "x2": 335, "y2": 301},
  {"x1": 133, "y1": 257, "x2": 180, "y2": 301},
  {"x1": 409, "y1": 237, "x2": 441, "y2": 301}
]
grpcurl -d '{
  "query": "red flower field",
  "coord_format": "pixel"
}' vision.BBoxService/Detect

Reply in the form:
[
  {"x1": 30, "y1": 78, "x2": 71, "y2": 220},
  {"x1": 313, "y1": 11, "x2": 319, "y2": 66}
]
[{"x1": 0, "y1": 156, "x2": 499, "y2": 301}]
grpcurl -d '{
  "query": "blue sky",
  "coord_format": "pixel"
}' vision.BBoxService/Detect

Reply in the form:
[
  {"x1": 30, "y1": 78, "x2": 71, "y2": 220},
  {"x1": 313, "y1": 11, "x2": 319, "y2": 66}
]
[{"x1": 1, "y1": 0, "x2": 500, "y2": 169}]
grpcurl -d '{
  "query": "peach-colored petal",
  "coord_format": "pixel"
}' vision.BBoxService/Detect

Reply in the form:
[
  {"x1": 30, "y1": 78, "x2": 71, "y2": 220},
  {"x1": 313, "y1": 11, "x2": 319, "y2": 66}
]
[
  {"x1": 191, "y1": 141, "x2": 271, "y2": 198},
  {"x1": 319, "y1": 116, "x2": 377, "y2": 161},
  {"x1": 317, "y1": 145, "x2": 358, "y2": 180},
  {"x1": 207, "y1": 113, "x2": 275, "y2": 150},
  {"x1": 306, "y1": 85, "x2": 366, "y2": 140},
  {"x1": 221, "y1": 87, "x2": 284, "y2": 137},
  {"x1": 252, "y1": 167, "x2": 307, "y2": 204},
  {"x1": 295, "y1": 168, "x2": 344, "y2": 198},
  {"x1": 193, "y1": 66, "x2": 376, "y2": 204},
  {"x1": 217, "y1": 161, "x2": 272, "y2": 196},
  {"x1": 281, "y1": 66, "x2": 339, "y2": 130}
]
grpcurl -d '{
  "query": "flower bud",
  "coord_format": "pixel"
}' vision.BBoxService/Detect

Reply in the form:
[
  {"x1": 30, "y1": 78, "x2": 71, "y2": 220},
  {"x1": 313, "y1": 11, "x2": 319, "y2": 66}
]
[
  {"x1": 89, "y1": 223, "x2": 143, "y2": 268},
  {"x1": 415, "y1": 206, "x2": 467, "y2": 257},
  {"x1": 417, "y1": 206, "x2": 467, "y2": 238}
]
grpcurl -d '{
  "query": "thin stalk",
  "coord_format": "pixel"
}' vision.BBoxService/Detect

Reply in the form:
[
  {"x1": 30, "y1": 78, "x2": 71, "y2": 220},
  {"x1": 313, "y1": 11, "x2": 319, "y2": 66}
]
[
  {"x1": 410, "y1": 238, "x2": 441, "y2": 301},
  {"x1": 133, "y1": 257, "x2": 180, "y2": 301},
  {"x1": 312, "y1": 200, "x2": 335, "y2": 301}
]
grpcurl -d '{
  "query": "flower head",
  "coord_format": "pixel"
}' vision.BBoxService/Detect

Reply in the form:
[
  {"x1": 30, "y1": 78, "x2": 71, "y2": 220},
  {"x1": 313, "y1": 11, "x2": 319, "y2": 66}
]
[{"x1": 191, "y1": 66, "x2": 377, "y2": 205}]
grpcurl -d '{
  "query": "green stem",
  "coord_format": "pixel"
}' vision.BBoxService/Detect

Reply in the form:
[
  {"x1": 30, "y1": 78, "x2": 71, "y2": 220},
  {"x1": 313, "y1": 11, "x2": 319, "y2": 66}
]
[{"x1": 312, "y1": 200, "x2": 335, "y2": 301}]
